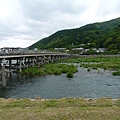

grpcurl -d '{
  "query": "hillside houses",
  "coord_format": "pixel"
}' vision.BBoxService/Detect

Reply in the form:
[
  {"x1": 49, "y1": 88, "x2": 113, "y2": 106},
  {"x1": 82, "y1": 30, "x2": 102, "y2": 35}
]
[
  {"x1": 72, "y1": 47, "x2": 106, "y2": 55},
  {"x1": 54, "y1": 46, "x2": 106, "y2": 55},
  {"x1": 0, "y1": 47, "x2": 28, "y2": 54}
]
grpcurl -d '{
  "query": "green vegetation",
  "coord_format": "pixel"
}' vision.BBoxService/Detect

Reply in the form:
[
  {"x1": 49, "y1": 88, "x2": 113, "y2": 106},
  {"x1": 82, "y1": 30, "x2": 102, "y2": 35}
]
[
  {"x1": 87, "y1": 68, "x2": 91, "y2": 72},
  {"x1": 0, "y1": 98, "x2": 119, "y2": 120},
  {"x1": 112, "y1": 71, "x2": 120, "y2": 75},
  {"x1": 61, "y1": 58, "x2": 81, "y2": 63},
  {"x1": 62, "y1": 56, "x2": 120, "y2": 75},
  {"x1": 29, "y1": 17, "x2": 120, "y2": 52},
  {"x1": 67, "y1": 71, "x2": 73, "y2": 78},
  {"x1": 22, "y1": 63, "x2": 78, "y2": 77},
  {"x1": 79, "y1": 57, "x2": 120, "y2": 71}
]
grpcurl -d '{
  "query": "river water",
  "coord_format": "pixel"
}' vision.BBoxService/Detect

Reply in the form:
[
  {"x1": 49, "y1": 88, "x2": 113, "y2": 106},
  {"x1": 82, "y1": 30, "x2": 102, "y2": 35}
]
[{"x1": 0, "y1": 65, "x2": 120, "y2": 99}]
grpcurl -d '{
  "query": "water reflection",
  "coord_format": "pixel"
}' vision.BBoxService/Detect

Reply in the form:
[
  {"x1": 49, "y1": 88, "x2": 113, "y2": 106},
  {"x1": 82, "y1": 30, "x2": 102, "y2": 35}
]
[{"x1": 0, "y1": 66, "x2": 120, "y2": 99}]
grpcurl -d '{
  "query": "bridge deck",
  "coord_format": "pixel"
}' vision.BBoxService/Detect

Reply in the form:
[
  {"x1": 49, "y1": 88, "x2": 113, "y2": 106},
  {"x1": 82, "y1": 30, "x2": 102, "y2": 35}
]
[{"x1": 0, "y1": 53, "x2": 69, "y2": 59}]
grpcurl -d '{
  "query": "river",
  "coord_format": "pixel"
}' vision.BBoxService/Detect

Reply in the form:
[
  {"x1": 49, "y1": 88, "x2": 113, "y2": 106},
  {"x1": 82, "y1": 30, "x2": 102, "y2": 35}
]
[{"x1": 0, "y1": 65, "x2": 120, "y2": 99}]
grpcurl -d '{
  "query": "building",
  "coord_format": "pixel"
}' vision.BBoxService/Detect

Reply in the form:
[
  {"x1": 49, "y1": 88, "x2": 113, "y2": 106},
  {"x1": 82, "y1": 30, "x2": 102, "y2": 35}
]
[{"x1": 0, "y1": 47, "x2": 28, "y2": 54}]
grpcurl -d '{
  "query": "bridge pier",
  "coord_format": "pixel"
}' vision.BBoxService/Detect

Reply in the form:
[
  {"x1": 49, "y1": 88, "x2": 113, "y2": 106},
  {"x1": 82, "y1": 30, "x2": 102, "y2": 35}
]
[
  {"x1": 32, "y1": 57, "x2": 37, "y2": 66},
  {"x1": 9, "y1": 59, "x2": 12, "y2": 72},
  {"x1": 1, "y1": 65, "x2": 6, "y2": 88},
  {"x1": 0, "y1": 64, "x2": 10, "y2": 88},
  {"x1": 51, "y1": 55, "x2": 55, "y2": 63}
]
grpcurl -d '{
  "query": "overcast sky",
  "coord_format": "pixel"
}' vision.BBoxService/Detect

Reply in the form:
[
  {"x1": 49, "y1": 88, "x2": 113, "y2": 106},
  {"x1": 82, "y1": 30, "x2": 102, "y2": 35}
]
[{"x1": 0, "y1": 0, "x2": 120, "y2": 48}]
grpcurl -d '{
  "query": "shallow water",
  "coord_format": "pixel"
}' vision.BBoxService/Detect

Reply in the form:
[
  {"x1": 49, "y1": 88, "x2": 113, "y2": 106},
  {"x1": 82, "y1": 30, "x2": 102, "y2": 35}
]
[{"x1": 0, "y1": 65, "x2": 120, "y2": 99}]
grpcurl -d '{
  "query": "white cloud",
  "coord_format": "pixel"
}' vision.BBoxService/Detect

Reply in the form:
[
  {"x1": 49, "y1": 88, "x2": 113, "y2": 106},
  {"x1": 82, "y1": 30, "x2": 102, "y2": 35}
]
[{"x1": 0, "y1": 0, "x2": 120, "y2": 48}]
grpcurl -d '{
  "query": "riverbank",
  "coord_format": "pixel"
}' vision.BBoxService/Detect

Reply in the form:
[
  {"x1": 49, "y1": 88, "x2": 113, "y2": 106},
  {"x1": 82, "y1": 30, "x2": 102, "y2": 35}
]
[{"x1": 0, "y1": 97, "x2": 120, "y2": 120}]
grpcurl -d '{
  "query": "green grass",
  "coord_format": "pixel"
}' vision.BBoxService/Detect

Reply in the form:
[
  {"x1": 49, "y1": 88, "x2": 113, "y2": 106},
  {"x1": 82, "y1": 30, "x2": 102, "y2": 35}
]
[
  {"x1": 67, "y1": 71, "x2": 73, "y2": 78},
  {"x1": 62, "y1": 56, "x2": 120, "y2": 75},
  {"x1": 0, "y1": 98, "x2": 119, "y2": 120},
  {"x1": 22, "y1": 63, "x2": 78, "y2": 77},
  {"x1": 22, "y1": 56, "x2": 120, "y2": 76},
  {"x1": 80, "y1": 57, "x2": 120, "y2": 70},
  {"x1": 112, "y1": 71, "x2": 120, "y2": 75}
]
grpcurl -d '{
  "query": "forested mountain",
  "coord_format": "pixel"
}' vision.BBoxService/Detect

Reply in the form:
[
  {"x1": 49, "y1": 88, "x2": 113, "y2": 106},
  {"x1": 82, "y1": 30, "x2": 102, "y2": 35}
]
[
  {"x1": 104, "y1": 24, "x2": 120, "y2": 51},
  {"x1": 29, "y1": 17, "x2": 120, "y2": 51}
]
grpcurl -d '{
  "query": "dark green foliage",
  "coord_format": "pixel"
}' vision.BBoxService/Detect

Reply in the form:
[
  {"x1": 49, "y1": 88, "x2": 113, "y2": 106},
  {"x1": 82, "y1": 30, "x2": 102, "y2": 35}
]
[
  {"x1": 67, "y1": 71, "x2": 73, "y2": 78},
  {"x1": 29, "y1": 17, "x2": 120, "y2": 51},
  {"x1": 87, "y1": 68, "x2": 91, "y2": 72},
  {"x1": 61, "y1": 67, "x2": 69, "y2": 73},
  {"x1": 112, "y1": 71, "x2": 120, "y2": 75},
  {"x1": 53, "y1": 69, "x2": 61, "y2": 75}
]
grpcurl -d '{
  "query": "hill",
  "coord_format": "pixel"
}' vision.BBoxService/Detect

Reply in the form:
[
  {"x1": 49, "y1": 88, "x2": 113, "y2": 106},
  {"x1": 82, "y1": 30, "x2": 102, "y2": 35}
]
[{"x1": 29, "y1": 17, "x2": 120, "y2": 51}]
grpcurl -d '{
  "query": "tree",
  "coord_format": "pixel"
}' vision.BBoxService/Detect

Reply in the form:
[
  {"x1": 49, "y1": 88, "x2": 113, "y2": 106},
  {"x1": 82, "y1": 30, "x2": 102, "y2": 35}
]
[
  {"x1": 110, "y1": 50, "x2": 119, "y2": 54},
  {"x1": 104, "y1": 38, "x2": 112, "y2": 48},
  {"x1": 108, "y1": 44, "x2": 117, "y2": 51},
  {"x1": 88, "y1": 42, "x2": 96, "y2": 48}
]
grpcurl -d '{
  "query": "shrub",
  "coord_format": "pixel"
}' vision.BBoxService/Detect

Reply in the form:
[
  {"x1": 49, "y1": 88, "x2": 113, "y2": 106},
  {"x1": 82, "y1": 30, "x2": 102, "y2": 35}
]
[
  {"x1": 46, "y1": 70, "x2": 53, "y2": 74},
  {"x1": 112, "y1": 71, "x2": 120, "y2": 75},
  {"x1": 54, "y1": 69, "x2": 61, "y2": 75},
  {"x1": 92, "y1": 66, "x2": 97, "y2": 70},
  {"x1": 87, "y1": 68, "x2": 91, "y2": 72},
  {"x1": 67, "y1": 71, "x2": 73, "y2": 78},
  {"x1": 61, "y1": 67, "x2": 69, "y2": 73}
]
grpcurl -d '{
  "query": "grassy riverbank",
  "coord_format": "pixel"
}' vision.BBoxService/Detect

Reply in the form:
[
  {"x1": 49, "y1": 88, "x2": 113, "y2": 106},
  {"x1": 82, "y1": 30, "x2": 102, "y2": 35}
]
[{"x1": 0, "y1": 98, "x2": 120, "y2": 120}]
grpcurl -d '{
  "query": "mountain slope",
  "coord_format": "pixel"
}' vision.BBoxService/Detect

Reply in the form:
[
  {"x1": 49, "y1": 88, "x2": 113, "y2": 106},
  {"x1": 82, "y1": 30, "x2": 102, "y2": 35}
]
[
  {"x1": 104, "y1": 24, "x2": 120, "y2": 50},
  {"x1": 29, "y1": 17, "x2": 120, "y2": 50}
]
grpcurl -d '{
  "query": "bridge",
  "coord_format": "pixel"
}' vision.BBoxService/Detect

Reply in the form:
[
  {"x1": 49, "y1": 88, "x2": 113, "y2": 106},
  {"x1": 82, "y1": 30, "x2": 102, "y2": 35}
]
[{"x1": 0, "y1": 51, "x2": 70, "y2": 88}]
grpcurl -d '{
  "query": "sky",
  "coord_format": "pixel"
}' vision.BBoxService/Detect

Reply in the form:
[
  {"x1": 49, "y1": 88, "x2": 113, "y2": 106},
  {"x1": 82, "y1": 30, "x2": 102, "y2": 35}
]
[{"x1": 0, "y1": 0, "x2": 120, "y2": 48}]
